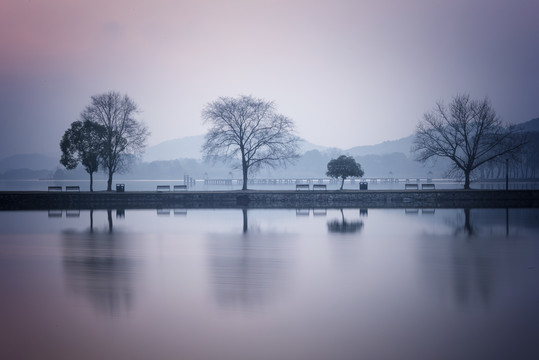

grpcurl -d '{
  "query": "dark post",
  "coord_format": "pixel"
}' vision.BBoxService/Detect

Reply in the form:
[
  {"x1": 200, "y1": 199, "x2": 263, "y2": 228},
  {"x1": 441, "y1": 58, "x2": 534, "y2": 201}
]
[
  {"x1": 506, "y1": 208, "x2": 509, "y2": 237},
  {"x1": 505, "y1": 158, "x2": 509, "y2": 191}
]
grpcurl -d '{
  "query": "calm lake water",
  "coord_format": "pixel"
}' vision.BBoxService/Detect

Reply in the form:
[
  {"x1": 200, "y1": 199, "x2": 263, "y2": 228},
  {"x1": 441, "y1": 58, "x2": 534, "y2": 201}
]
[{"x1": 1, "y1": 208, "x2": 538, "y2": 360}]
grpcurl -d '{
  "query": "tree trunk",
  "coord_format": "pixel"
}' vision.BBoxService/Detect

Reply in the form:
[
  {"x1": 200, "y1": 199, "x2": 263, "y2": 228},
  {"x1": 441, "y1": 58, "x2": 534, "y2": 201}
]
[
  {"x1": 90, "y1": 172, "x2": 94, "y2": 192},
  {"x1": 107, "y1": 169, "x2": 113, "y2": 191},
  {"x1": 340, "y1": 177, "x2": 345, "y2": 190},
  {"x1": 464, "y1": 170, "x2": 471, "y2": 189},
  {"x1": 241, "y1": 163, "x2": 248, "y2": 191}
]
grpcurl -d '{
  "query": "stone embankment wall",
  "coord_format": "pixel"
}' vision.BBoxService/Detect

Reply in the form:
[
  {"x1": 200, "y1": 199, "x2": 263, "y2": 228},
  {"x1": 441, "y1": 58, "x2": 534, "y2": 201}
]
[{"x1": 0, "y1": 190, "x2": 538, "y2": 210}]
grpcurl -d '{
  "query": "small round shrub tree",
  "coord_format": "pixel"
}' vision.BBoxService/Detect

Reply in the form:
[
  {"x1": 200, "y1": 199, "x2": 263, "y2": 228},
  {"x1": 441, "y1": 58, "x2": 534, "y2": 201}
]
[{"x1": 326, "y1": 155, "x2": 364, "y2": 190}]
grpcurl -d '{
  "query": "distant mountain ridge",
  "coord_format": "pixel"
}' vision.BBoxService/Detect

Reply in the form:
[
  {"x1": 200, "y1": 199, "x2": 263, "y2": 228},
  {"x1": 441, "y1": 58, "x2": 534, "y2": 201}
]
[
  {"x1": 143, "y1": 133, "x2": 415, "y2": 161},
  {"x1": 517, "y1": 117, "x2": 539, "y2": 132},
  {"x1": 143, "y1": 135, "x2": 335, "y2": 162},
  {"x1": 345, "y1": 135, "x2": 414, "y2": 157},
  {"x1": 2, "y1": 117, "x2": 538, "y2": 172},
  {"x1": 0, "y1": 153, "x2": 58, "y2": 172},
  {"x1": 143, "y1": 135, "x2": 205, "y2": 161}
]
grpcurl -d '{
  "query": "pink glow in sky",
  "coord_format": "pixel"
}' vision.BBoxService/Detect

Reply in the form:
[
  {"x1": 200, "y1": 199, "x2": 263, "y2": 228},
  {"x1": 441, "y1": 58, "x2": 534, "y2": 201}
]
[{"x1": 1, "y1": 0, "x2": 538, "y2": 158}]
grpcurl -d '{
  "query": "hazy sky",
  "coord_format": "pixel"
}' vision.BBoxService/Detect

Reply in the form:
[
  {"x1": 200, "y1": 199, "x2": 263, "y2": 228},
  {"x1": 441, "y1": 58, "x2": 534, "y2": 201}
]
[{"x1": 1, "y1": 0, "x2": 538, "y2": 158}]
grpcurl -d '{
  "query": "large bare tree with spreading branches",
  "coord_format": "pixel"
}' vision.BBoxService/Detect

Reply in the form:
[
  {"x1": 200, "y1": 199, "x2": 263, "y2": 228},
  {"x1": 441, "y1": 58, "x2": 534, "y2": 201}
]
[
  {"x1": 81, "y1": 91, "x2": 149, "y2": 191},
  {"x1": 202, "y1": 95, "x2": 300, "y2": 190},
  {"x1": 412, "y1": 94, "x2": 526, "y2": 189}
]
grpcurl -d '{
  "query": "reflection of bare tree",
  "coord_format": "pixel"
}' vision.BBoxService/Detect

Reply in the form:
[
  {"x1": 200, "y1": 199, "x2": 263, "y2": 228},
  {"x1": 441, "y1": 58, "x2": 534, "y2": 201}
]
[
  {"x1": 242, "y1": 208, "x2": 248, "y2": 233},
  {"x1": 89, "y1": 209, "x2": 94, "y2": 232},
  {"x1": 327, "y1": 209, "x2": 364, "y2": 233},
  {"x1": 207, "y1": 209, "x2": 293, "y2": 310},
  {"x1": 450, "y1": 240, "x2": 494, "y2": 307},
  {"x1": 107, "y1": 209, "x2": 113, "y2": 233},
  {"x1": 462, "y1": 208, "x2": 474, "y2": 236},
  {"x1": 423, "y1": 209, "x2": 498, "y2": 308},
  {"x1": 62, "y1": 210, "x2": 137, "y2": 317}
]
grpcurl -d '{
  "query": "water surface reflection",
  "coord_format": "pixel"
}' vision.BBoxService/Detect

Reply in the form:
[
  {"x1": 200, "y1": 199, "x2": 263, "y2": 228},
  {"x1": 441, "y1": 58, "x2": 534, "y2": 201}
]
[
  {"x1": 207, "y1": 232, "x2": 294, "y2": 310},
  {"x1": 0, "y1": 208, "x2": 538, "y2": 360},
  {"x1": 205, "y1": 209, "x2": 295, "y2": 310},
  {"x1": 61, "y1": 210, "x2": 138, "y2": 317},
  {"x1": 327, "y1": 208, "x2": 364, "y2": 233}
]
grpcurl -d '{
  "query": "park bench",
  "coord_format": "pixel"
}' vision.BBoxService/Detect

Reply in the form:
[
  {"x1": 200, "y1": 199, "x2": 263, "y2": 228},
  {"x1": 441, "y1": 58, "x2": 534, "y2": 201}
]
[
  {"x1": 157, "y1": 208, "x2": 171, "y2": 215},
  {"x1": 157, "y1": 185, "x2": 170, "y2": 191},
  {"x1": 65, "y1": 186, "x2": 80, "y2": 192},
  {"x1": 359, "y1": 182, "x2": 368, "y2": 190},
  {"x1": 405, "y1": 208, "x2": 419, "y2": 214},
  {"x1": 173, "y1": 185, "x2": 187, "y2": 191},
  {"x1": 48, "y1": 186, "x2": 62, "y2": 192},
  {"x1": 66, "y1": 209, "x2": 80, "y2": 217},
  {"x1": 312, "y1": 184, "x2": 327, "y2": 190},
  {"x1": 404, "y1": 183, "x2": 419, "y2": 190},
  {"x1": 48, "y1": 209, "x2": 62, "y2": 217},
  {"x1": 421, "y1": 183, "x2": 435, "y2": 190},
  {"x1": 296, "y1": 184, "x2": 310, "y2": 191},
  {"x1": 313, "y1": 209, "x2": 327, "y2": 216}
]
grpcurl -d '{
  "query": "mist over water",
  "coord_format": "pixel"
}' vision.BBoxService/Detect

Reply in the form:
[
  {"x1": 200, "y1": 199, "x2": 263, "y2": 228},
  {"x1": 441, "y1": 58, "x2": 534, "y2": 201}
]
[{"x1": 1, "y1": 208, "x2": 538, "y2": 360}]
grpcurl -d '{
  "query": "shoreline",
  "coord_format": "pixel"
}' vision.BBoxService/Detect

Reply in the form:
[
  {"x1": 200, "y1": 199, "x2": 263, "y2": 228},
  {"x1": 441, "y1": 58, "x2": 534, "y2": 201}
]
[{"x1": 1, "y1": 189, "x2": 538, "y2": 210}]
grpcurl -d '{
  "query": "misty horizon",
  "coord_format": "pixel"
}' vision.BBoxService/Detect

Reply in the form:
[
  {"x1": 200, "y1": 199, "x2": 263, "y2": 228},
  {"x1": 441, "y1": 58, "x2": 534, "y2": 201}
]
[{"x1": 1, "y1": 0, "x2": 538, "y2": 159}]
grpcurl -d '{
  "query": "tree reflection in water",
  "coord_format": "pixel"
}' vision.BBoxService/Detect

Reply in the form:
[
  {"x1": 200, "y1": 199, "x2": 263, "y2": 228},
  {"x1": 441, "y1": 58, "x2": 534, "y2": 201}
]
[
  {"x1": 207, "y1": 209, "x2": 294, "y2": 310},
  {"x1": 62, "y1": 209, "x2": 137, "y2": 317},
  {"x1": 327, "y1": 209, "x2": 364, "y2": 234},
  {"x1": 422, "y1": 208, "x2": 518, "y2": 309}
]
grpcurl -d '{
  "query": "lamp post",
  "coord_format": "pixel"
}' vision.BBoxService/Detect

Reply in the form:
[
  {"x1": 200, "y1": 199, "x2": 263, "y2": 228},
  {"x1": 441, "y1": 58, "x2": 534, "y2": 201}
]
[{"x1": 505, "y1": 158, "x2": 509, "y2": 191}]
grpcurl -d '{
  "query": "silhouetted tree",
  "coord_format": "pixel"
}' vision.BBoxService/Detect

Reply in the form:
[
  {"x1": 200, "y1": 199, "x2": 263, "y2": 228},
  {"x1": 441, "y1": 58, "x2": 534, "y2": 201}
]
[
  {"x1": 326, "y1": 155, "x2": 364, "y2": 190},
  {"x1": 81, "y1": 91, "x2": 149, "y2": 191},
  {"x1": 412, "y1": 94, "x2": 526, "y2": 189},
  {"x1": 60, "y1": 120, "x2": 106, "y2": 191},
  {"x1": 202, "y1": 95, "x2": 300, "y2": 190}
]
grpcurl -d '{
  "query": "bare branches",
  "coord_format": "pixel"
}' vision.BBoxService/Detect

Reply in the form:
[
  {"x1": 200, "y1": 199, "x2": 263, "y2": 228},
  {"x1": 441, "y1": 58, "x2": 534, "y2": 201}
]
[
  {"x1": 412, "y1": 94, "x2": 526, "y2": 189},
  {"x1": 81, "y1": 91, "x2": 149, "y2": 190},
  {"x1": 201, "y1": 95, "x2": 300, "y2": 190}
]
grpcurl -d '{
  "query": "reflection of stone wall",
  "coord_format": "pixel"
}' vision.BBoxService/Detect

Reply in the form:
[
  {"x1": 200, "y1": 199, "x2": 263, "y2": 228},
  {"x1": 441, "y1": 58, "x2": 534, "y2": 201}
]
[
  {"x1": 62, "y1": 231, "x2": 137, "y2": 317},
  {"x1": 207, "y1": 233, "x2": 293, "y2": 310}
]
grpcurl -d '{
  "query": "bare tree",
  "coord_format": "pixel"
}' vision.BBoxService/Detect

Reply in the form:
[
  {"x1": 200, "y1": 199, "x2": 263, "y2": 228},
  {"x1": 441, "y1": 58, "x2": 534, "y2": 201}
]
[
  {"x1": 60, "y1": 120, "x2": 106, "y2": 191},
  {"x1": 202, "y1": 95, "x2": 300, "y2": 190},
  {"x1": 412, "y1": 94, "x2": 526, "y2": 189},
  {"x1": 81, "y1": 91, "x2": 149, "y2": 191}
]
